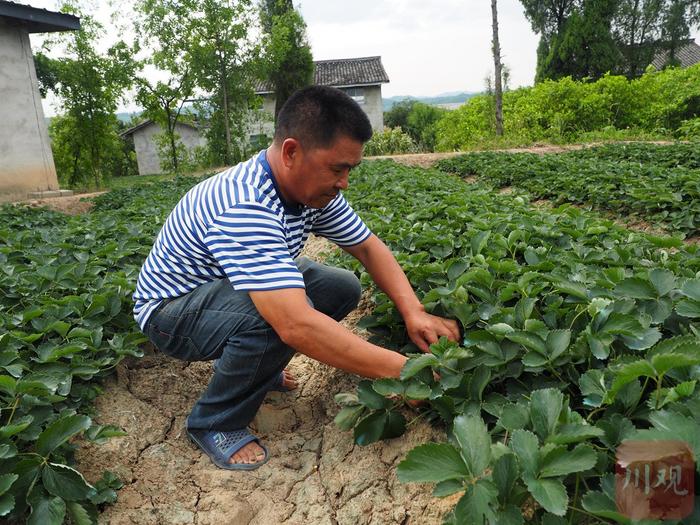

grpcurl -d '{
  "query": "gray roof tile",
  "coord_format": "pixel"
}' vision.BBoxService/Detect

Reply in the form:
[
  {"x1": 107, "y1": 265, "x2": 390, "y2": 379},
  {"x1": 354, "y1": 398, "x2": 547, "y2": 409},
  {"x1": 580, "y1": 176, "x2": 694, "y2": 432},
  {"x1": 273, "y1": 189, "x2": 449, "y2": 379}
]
[
  {"x1": 651, "y1": 40, "x2": 700, "y2": 69},
  {"x1": 255, "y1": 56, "x2": 389, "y2": 94},
  {"x1": 0, "y1": 0, "x2": 80, "y2": 33}
]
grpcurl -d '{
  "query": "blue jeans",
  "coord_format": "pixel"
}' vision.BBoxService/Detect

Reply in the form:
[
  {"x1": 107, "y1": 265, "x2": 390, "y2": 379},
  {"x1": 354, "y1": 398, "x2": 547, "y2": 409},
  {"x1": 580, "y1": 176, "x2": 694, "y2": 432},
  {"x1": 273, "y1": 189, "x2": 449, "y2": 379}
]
[{"x1": 143, "y1": 257, "x2": 362, "y2": 432}]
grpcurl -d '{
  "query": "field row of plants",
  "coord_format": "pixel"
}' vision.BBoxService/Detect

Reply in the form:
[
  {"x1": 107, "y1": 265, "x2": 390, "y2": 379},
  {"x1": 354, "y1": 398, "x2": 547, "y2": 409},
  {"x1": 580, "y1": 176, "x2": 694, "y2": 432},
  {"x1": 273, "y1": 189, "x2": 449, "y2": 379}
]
[
  {"x1": 0, "y1": 179, "x2": 199, "y2": 523},
  {"x1": 567, "y1": 142, "x2": 700, "y2": 170},
  {"x1": 435, "y1": 143, "x2": 700, "y2": 237},
  {"x1": 334, "y1": 160, "x2": 700, "y2": 524}
]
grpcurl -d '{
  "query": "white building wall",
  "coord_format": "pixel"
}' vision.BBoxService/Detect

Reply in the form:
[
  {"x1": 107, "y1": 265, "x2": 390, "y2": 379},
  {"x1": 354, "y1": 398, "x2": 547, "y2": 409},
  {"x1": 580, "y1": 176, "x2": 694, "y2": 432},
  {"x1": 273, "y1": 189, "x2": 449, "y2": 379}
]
[
  {"x1": 0, "y1": 20, "x2": 60, "y2": 202},
  {"x1": 248, "y1": 94, "x2": 276, "y2": 141},
  {"x1": 364, "y1": 85, "x2": 384, "y2": 131},
  {"x1": 247, "y1": 85, "x2": 385, "y2": 142},
  {"x1": 132, "y1": 122, "x2": 206, "y2": 175}
]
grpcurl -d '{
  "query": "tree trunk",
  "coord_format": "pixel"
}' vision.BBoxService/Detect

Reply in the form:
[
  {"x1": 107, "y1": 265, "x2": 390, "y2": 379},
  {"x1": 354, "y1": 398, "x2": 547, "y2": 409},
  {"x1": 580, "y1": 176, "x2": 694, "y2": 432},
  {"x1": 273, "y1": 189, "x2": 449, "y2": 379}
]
[
  {"x1": 491, "y1": 0, "x2": 504, "y2": 137},
  {"x1": 222, "y1": 78, "x2": 232, "y2": 165},
  {"x1": 218, "y1": 48, "x2": 232, "y2": 166},
  {"x1": 628, "y1": 0, "x2": 640, "y2": 76},
  {"x1": 166, "y1": 108, "x2": 179, "y2": 173},
  {"x1": 169, "y1": 126, "x2": 178, "y2": 173}
]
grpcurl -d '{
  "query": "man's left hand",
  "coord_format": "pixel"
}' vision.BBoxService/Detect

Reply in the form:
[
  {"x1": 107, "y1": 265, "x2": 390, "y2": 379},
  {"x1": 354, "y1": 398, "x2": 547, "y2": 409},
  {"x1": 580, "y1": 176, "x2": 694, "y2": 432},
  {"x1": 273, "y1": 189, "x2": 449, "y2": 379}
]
[{"x1": 404, "y1": 310, "x2": 461, "y2": 353}]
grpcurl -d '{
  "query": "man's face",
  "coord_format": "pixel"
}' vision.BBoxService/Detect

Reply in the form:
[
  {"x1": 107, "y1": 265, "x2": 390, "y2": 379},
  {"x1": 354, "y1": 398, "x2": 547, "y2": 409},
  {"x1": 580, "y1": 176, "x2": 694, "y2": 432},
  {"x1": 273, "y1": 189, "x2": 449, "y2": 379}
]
[{"x1": 289, "y1": 134, "x2": 363, "y2": 209}]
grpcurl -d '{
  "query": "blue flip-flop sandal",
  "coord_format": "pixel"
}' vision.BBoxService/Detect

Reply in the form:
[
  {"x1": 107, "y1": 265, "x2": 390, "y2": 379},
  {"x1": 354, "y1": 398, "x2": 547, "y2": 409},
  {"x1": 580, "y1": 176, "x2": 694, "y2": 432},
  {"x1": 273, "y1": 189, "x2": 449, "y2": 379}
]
[{"x1": 187, "y1": 427, "x2": 270, "y2": 470}]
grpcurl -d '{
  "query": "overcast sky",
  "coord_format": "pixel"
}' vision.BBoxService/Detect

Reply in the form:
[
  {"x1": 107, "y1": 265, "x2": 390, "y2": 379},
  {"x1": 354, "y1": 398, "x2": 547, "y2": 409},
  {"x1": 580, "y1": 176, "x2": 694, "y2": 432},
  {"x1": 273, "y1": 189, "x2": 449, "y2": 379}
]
[
  {"x1": 298, "y1": 0, "x2": 539, "y2": 97},
  {"x1": 24, "y1": 0, "x2": 699, "y2": 115}
]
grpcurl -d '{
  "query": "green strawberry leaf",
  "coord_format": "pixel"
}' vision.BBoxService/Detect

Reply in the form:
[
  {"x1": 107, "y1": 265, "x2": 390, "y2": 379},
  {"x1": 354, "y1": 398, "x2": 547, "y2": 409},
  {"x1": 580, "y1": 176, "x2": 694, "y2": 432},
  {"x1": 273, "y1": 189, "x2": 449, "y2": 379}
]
[
  {"x1": 27, "y1": 488, "x2": 66, "y2": 525},
  {"x1": 680, "y1": 279, "x2": 700, "y2": 301},
  {"x1": 400, "y1": 354, "x2": 439, "y2": 380},
  {"x1": 524, "y1": 476, "x2": 568, "y2": 516},
  {"x1": 42, "y1": 463, "x2": 95, "y2": 501},
  {"x1": 35, "y1": 415, "x2": 91, "y2": 458},
  {"x1": 539, "y1": 444, "x2": 597, "y2": 477},
  {"x1": 397, "y1": 443, "x2": 469, "y2": 483},
  {"x1": 530, "y1": 388, "x2": 564, "y2": 441},
  {"x1": 452, "y1": 414, "x2": 491, "y2": 478},
  {"x1": 510, "y1": 429, "x2": 539, "y2": 476}
]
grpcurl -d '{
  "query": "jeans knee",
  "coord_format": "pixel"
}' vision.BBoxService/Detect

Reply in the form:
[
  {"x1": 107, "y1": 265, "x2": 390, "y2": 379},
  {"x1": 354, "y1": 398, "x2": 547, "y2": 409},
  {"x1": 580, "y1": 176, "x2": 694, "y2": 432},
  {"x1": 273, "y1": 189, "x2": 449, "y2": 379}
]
[{"x1": 341, "y1": 270, "x2": 362, "y2": 310}]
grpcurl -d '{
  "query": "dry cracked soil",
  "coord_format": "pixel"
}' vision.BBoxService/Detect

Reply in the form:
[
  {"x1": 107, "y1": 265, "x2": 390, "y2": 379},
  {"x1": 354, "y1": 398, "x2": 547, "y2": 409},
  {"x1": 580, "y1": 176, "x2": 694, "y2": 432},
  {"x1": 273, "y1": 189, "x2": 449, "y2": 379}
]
[{"x1": 75, "y1": 236, "x2": 456, "y2": 525}]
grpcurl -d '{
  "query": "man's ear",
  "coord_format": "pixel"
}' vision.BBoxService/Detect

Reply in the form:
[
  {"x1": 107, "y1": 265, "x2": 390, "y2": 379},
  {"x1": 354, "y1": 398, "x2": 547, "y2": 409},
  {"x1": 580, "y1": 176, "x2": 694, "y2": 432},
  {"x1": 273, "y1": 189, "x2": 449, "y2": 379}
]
[{"x1": 281, "y1": 138, "x2": 301, "y2": 169}]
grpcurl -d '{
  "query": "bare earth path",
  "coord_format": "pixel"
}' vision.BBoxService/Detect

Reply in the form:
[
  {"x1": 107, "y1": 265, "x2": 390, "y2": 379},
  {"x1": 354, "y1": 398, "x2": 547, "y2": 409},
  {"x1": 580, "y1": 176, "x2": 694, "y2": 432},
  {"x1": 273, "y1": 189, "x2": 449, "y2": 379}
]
[
  {"x1": 366, "y1": 140, "x2": 675, "y2": 168},
  {"x1": 21, "y1": 191, "x2": 108, "y2": 215},
  {"x1": 75, "y1": 236, "x2": 455, "y2": 525},
  {"x1": 365, "y1": 144, "x2": 583, "y2": 168}
]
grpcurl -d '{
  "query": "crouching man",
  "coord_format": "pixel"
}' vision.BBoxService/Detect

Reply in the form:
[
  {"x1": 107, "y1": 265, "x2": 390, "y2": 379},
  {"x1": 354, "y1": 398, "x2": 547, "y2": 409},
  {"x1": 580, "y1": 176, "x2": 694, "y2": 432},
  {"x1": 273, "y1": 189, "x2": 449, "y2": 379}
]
[{"x1": 133, "y1": 85, "x2": 459, "y2": 470}]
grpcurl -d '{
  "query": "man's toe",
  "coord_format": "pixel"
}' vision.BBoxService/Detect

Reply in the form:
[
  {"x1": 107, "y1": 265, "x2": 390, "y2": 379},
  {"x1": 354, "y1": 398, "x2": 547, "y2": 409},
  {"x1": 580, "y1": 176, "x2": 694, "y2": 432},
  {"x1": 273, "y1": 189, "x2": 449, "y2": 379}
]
[{"x1": 229, "y1": 441, "x2": 265, "y2": 464}]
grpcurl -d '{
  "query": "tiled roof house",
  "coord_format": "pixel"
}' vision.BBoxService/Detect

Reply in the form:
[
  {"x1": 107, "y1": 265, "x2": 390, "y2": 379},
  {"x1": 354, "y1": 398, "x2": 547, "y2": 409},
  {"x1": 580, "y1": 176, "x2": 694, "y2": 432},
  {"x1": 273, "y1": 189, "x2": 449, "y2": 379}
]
[
  {"x1": 651, "y1": 39, "x2": 700, "y2": 69},
  {"x1": 250, "y1": 56, "x2": 390, "y2": 139}
]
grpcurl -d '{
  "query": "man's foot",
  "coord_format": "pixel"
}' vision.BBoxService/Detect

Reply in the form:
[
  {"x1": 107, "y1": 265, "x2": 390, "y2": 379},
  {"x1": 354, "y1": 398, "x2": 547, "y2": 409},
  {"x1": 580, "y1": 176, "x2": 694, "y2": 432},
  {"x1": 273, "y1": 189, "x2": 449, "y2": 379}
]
[
  {"x1": 187, "y1": 427, "x2": 270, "y2": 470},
  {"x1": 280, "y1": 369, "x2": 298, "y2": 390},
  {"x1": 229, "y1": 440, "x2": 267, "y2": 465}
]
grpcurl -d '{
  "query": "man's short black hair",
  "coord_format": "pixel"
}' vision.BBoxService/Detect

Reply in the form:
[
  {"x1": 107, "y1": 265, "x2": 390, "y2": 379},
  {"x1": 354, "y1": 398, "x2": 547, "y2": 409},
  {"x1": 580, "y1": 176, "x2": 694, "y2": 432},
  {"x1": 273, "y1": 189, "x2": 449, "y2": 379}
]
[{"x1": 274, "y1": 85, "x2": 373, "y2": 149}]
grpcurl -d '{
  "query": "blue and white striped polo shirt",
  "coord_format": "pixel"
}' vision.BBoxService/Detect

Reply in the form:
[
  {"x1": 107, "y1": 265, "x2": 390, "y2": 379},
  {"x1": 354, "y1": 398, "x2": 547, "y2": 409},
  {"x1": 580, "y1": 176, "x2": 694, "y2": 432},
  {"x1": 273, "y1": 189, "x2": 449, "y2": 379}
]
[{"x1": 132, "y1": 150, "x2": 372, "y2": 331}]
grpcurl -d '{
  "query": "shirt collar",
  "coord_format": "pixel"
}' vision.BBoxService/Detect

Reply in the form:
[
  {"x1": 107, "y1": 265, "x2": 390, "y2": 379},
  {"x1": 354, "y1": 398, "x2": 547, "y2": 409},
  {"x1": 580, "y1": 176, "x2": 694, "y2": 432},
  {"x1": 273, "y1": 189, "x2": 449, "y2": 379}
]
[{"x1": 259, "y1": 149, "x2": 304, "y2": 216}]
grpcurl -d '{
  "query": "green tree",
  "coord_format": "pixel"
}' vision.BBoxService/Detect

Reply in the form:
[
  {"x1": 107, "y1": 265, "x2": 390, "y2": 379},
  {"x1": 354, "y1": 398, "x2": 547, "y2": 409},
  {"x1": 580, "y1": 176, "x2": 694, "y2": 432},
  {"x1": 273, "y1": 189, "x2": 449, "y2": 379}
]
[
  {"x1": 659, "y1": 0, "x2": 700, "y2": 67},
  {"x1": 551, "y1": 0, "x2": 621, "y2": 80},
  {"x1": 41, "y1": 9, "x2": 136, "y2": 187},
  {"x1": 34, "y1": 52, "x2": 59, "y2": 97},
  {"x1": 385, "y1": 99, "x2": 418, "y2": 130},
  {"x1": 259, "y1": 0, "x2": 314, "y2": 121},
  {"x1": 136, "y1": 0, "x2": 260, "y2": 166},
  {"x1": 406, "y1": 103, "x2": 447, "y2": 151},
  {"x1": 525, "y1": 0, "x2": 700, "y2": 81},
  {"x1": 383, "y1": 101, "x2": 447, "y2": 151},
  {"x1": 135, "y1": 76, "x2": 194, "y2": 173},
  {"x1": 521, "y1": 0, "x2": 582, "y2": 81},
  {"x1": 613, "y1": 0, "x2": 664, "y2": 77},
  {"x1": 521, "y1": 0, "x2": 581, "y2": 37},
  {"x1": 134, "y1": 0, "x2": 197, "y2": 173},
  {"x1": 193, "y1": 0, "x2": 259, "y2": 165}
]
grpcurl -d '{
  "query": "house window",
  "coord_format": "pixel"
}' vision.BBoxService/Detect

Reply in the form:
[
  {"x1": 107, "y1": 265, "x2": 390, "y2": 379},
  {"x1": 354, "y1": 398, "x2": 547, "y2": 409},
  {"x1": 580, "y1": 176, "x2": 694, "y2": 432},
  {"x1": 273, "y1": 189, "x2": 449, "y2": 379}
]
[{"x1": 344, "y1": 87, "x2": 365, "y2": 104}]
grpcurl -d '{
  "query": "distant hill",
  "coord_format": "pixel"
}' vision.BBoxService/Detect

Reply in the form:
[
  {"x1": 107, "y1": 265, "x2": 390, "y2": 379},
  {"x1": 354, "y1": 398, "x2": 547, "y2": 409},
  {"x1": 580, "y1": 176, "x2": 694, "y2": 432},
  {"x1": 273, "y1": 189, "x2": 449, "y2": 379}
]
[
  {"x1": 116, "y1": 112, "x2": 141, "y2": 124},
  {"x1": 116, "y1": 104, "x2": 201, "y2": 125},
  {"x1": 383, "y1": 92, "x2": 478, "y2": 111}
]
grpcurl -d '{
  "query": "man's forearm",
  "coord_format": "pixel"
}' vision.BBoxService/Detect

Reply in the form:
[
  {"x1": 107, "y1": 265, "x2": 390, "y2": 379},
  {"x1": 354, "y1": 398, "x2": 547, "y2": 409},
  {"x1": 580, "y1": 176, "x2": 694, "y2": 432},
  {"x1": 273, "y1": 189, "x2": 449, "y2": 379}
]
[
  {"x1": 346, "y1": 235, "x2": 424, "y2": 319},
  {"x1": 281, "y1": 307, "x2": 407, "y2": 378}
]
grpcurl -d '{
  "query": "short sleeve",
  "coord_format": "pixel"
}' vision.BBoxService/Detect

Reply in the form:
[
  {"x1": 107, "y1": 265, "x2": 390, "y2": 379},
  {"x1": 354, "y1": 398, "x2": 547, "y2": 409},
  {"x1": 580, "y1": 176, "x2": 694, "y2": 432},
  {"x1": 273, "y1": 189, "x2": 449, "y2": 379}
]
[
  {"x1": 204, "y1": 203, "x2": 305, "y2": 291},
  {"x1": 311, "y1": 194, "x2": 372, "y2": 247}
]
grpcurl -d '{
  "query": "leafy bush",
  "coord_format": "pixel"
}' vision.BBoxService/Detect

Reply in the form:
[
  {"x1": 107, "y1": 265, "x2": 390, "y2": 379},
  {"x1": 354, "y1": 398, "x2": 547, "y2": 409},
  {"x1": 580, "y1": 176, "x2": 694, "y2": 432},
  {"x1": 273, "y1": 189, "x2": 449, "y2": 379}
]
[
  {"x1": 677, "y1": 118, "x2": 700, "y2": 140},
  {"x1": 332, "y1": 159, "x2": 700, "y2": 524},
  {"x1": 384, "y1": 100, "x2": 416, "y2": 130},
  {"x1": 436, "y1": 64, "x2": 700, "y2": 151},
  {"x1": 406, "y1": 103, "x2": 448, "y2": 151},
  {"x1": 49, "y1": 115, "x2": 134, "y2": 190},
  {"x1": 364, "y1": 127, "x2": 418, "y2": 156},
  {"x1": 384, "y1": 101, "x2": 448, "y2": 151}
]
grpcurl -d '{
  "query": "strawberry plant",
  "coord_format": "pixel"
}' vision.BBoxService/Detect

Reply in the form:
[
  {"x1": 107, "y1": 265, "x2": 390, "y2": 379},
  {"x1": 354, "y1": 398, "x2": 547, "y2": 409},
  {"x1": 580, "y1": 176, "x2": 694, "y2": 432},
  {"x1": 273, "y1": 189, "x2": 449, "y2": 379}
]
[
  {"x1": 0, "y1": 177, "x2": 199, "y2": 523},
  {"x1": 436, "y1": 144, "x2": 700, "y2": 236},
  {"x1": 567, "y1": 142, "x2": 700, "y2": 170},
  {"x1": 334, "y1": 160, "x2": 700, "y2": 524}
]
